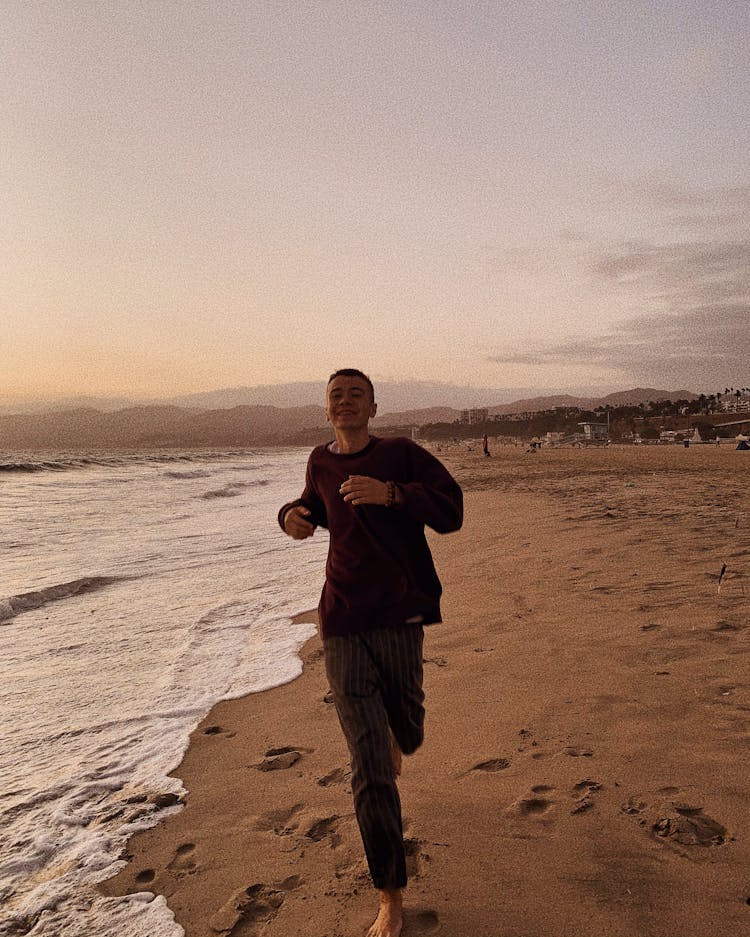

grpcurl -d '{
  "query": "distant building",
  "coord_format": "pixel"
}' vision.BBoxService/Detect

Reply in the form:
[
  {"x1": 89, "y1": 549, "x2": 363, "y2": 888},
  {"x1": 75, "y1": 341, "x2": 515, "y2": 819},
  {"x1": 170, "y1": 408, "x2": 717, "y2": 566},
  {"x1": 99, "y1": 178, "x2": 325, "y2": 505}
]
[
  {"x1": 716, "y1": 390, "x2": 750, "y2": 413},
  {"x1": 577, "y1": 422, "x2": 608, "y2": 443},
  {"x1": 460, "y1": 407, "x2": 489, "y2": 424},
  {"x1": 657, "y1": 428, "x2": 702, "y2": 444}
]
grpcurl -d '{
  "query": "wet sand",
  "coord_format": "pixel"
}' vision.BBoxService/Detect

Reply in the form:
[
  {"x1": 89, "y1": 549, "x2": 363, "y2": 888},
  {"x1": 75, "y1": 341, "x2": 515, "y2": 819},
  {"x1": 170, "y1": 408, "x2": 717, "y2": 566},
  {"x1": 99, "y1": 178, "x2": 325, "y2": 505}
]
[{"x1": 101, "y1": 445, "x2": 750, "y2": 936}]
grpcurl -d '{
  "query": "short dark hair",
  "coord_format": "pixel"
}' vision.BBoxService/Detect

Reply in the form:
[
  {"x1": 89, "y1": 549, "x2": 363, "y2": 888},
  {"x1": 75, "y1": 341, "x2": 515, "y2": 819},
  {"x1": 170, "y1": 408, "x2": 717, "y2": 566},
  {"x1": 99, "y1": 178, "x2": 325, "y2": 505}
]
[{"x1": 327, "y1": 368, "x2": 375, "y2": 400}]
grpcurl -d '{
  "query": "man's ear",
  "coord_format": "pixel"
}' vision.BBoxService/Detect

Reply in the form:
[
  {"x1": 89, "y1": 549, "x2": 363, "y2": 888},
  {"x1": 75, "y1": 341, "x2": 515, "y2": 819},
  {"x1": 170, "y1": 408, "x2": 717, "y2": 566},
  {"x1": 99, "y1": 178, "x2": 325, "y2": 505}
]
[{"x1": 371, "y1": 401, "x2": 378, "y2": 417}]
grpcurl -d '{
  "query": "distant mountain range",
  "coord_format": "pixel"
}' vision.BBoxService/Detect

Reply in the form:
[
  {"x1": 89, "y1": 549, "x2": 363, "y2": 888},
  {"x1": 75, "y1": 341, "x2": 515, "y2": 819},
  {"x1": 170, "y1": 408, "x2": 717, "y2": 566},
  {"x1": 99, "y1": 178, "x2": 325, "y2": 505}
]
[
  {"x1": 0, "y1": 381, "x2": 696, "y2": 417},
  {"x1": 489, "y1": 387, "x2": 698, "y2": 415},
  {"x1": 0, "y1": 386, "x2": 698, "y2": 450}
]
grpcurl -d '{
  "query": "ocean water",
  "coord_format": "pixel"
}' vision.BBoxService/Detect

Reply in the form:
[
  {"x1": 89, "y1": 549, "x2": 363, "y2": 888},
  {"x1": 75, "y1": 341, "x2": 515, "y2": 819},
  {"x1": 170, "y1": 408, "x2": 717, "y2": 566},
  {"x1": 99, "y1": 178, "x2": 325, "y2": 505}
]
[{"x1": 0, "y1": 448, "x2": 329, "y2": 937}]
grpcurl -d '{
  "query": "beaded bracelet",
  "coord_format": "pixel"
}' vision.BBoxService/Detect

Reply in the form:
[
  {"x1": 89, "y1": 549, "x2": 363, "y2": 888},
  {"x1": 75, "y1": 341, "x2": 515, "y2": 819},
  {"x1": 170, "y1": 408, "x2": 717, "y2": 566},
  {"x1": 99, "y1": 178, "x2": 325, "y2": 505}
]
[{"x1": 385, "y1": 480, "x2": 396, "y2": 507}]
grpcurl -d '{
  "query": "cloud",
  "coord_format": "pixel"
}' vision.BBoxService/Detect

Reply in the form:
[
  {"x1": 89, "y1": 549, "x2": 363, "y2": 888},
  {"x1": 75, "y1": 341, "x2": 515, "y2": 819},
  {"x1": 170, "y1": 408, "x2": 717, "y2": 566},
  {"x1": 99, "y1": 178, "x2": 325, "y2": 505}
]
[
  {"x1": 592, "y1": 239, "x2": 749, "y2": 302},
  {"x1": 489, "y1": 181, "x2": 750, "y2": 390},
  {"x1": 600, "y1": 176, "x2": 750, "y2": 220},
  {"x1": 489, "y1": 307, "x2": 748, "y2": 389}
]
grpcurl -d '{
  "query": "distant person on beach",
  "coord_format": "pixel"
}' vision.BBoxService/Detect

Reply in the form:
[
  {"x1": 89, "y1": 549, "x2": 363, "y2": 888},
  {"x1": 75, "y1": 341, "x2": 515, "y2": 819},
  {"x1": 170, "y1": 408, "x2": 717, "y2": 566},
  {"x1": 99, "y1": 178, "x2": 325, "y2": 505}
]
[
  {"x1": 278, "y1": 368, "x2": 463, "y2": 937},
  {"x1": 482, "y1": 433, "x2": 490, "y2": 457}
]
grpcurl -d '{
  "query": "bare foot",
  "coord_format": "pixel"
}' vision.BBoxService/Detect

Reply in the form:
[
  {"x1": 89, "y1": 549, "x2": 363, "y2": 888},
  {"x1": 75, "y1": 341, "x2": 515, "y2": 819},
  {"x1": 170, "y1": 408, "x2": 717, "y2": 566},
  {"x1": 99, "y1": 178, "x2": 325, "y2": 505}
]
[
  {"x1": 391, "y1": 735, "x2": 402, "y2": 778},
  {"x1": 367, "y1": 888, "x2": 403, "y2": 937}
]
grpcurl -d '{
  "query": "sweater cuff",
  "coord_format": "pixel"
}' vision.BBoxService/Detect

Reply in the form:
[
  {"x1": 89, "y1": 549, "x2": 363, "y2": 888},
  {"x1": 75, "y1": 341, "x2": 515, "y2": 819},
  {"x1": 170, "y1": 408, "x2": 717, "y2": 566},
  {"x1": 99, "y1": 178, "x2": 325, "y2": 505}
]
[{"x1": 278, "y1": 499, "x2": 303, "y2": 531}]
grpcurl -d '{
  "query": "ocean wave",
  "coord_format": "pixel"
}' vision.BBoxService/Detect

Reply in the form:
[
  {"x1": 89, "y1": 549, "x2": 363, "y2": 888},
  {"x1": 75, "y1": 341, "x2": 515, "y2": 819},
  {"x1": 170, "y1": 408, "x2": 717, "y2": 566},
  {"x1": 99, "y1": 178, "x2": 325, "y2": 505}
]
[
  {"x1": 0, "y1": 577, "x2": 129, "y2": 624},
  {"x1": 0, "y1": 457, "x2": 144, "y2": 473},
  {"x1": 13, "y1": 707, "x2": 205, "y2": 753},
  {"x1": 0, "y1": 460, "x2": 70, "y2": 473},
  {"x1": 200, "y1": 480, "x2": 269, "y2": 499},
  {"x1": 0, "y1": 450, "x2": 259, "y2": 475},
  {"x1": 163, "y1": 469, "x2": 213, "y2": 479}
]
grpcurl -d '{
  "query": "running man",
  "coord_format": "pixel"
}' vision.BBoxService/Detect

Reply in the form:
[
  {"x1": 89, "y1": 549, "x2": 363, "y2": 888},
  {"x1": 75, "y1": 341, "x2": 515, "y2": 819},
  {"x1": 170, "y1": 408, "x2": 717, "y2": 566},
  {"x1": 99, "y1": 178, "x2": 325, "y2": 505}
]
[{"x1": 278, "y1": 368, "x2": 463, "y2": 937}]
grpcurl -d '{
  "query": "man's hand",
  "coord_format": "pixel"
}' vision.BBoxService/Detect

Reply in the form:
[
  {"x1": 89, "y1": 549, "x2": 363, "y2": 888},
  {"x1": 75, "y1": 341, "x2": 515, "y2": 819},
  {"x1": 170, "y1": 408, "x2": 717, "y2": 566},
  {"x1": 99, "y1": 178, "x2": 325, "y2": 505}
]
[
  {"x1": 340, "y1": 475, "x2": 393, "y2": 506},
  {"x1": 283, "y1": 505, "x2": 316, "y2": 539}
]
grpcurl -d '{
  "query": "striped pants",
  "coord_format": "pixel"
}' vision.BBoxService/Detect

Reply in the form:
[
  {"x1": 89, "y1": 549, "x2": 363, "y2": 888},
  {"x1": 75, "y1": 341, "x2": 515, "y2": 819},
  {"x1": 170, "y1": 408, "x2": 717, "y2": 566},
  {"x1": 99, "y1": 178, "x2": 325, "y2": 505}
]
[{"x1": 324, "y1": 623, "x2": 425, "y2": 890}]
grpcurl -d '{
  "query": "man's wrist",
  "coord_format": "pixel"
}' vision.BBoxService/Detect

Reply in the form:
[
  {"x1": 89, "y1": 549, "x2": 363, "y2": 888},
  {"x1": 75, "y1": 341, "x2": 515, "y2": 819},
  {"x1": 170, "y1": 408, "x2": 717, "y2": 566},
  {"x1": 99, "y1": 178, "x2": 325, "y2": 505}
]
[{"x1": 385, "y1": 481, "x2": 402, "y2": 507}]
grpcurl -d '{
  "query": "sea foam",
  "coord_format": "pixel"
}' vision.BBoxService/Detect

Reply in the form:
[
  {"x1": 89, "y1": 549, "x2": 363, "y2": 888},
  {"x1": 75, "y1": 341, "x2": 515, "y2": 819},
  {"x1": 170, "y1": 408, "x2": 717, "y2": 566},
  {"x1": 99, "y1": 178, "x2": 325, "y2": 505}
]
[{"x1": 0, "y1": 447, "x2": 327, "y2": 937}]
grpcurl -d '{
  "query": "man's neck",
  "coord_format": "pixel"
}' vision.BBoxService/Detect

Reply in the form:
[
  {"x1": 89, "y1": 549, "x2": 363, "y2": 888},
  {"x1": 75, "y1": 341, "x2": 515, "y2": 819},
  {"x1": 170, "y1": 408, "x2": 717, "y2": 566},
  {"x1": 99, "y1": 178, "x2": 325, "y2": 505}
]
[{"x1": 333, "y1": 428, "x2": 371, "y2": 454}]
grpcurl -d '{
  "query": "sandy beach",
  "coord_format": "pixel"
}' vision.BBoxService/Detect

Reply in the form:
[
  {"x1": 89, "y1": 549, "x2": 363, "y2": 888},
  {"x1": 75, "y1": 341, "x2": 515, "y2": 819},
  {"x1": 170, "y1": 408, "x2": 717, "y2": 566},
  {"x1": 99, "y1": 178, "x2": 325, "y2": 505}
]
[{"x1": 101, "y1": 445, "x2": 750, "y2": 937}]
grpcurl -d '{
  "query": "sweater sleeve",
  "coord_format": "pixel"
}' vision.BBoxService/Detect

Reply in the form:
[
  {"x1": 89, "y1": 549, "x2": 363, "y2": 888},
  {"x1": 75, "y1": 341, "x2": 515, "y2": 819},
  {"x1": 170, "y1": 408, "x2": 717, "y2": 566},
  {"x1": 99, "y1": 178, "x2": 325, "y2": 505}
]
[
  {"x1": 277, "y1": 454, "x2": 329, "y2": 532},
  {"x1": 396, "y1": 442, "x2": 463, "y2": 534}
]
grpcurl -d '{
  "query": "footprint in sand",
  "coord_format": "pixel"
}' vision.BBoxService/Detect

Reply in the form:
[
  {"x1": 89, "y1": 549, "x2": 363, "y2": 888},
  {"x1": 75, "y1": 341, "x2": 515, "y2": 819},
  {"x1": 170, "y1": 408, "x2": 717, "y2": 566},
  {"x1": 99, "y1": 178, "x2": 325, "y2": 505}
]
[
  {"x1": 516, "y1": 728, "x2": 545, "y2": 759},
  {"x1": 150, "y1": 792, "x2": 183, "y2": 809},
  {"x1": 562, "y1": 746, "x2": 593, "y2": 758},
  {"x1": 167, "y1": 842, "x2": 196, "y2": 876},
  {"x1": 712, "y1": 619, "x2": 745, "y2": 633},
  {"x1": 512, "y1": 785, "x2": 556, "y2": 818},
  {"x1": 135, "y1": 868, "x2": 156, "y2": 884},
  {"x1": 404, "y1": 907, "x2": 440, "y2": 933},
  {"x1": 620, "y1": 797, "x2": 647, "y2": 816},
  {"x1": 622, "y1": 794, "x2": 729, "y2": 848},
  {"x1": 253, "y1": 803, "x2": 304, "y2": 836},
  {"x1": 653, "y1": 804, "x2": 728, "y2": 847},
  {"x1": 317, "y1": 765, "x2": 350, "y2": 787},
  {"x1": 471, "y1": 757, "x2": 512, "y2": 773},
  {"x1": 571, "y1": 779, "x2": 603, "y2": 814},
  {"x1": 256, "y1": 746, "x2": 304, "y2": 771},
  {"x1": 305, "y1": 815, "x2": 341, "y2": 846},
  {"x1": 203, "y1": 725, "x2": 237, "y2": 739},
  {"x1": 209, "y1": 876, "x2": 304, "y2": 936},
  {"x1": 404, "y1": 837, "x2": 429, "y2": 879}
]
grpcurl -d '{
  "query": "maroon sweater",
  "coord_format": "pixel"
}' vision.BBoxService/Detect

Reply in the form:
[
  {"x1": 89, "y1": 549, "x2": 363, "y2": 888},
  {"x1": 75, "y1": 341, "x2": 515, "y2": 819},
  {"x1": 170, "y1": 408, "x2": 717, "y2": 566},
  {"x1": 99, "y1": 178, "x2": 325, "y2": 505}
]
[{"x1": 278, "y1": 436, "x2": 463, "y2": 638}]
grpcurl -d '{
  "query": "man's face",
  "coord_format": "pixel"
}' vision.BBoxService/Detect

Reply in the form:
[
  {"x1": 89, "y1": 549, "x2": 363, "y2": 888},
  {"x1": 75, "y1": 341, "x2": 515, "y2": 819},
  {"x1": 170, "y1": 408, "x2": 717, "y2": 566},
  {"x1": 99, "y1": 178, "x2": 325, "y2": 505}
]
[{"x1": 326, "y1": 375, "x2": 377, "y2": 431}]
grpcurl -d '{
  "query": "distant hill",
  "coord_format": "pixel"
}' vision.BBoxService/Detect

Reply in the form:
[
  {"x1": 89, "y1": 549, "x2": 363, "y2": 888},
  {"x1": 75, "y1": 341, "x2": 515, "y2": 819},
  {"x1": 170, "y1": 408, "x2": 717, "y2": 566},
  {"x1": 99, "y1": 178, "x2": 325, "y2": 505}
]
[
  {"x1": 372, "y1": 407, "x2": 460, "y2": 428},
  {"x1": 0, "y1": 380, "x2": 616, "y2": 417},
  {"x1": 0, "y1": 395, "x2": 140, "y2": 416},
  {"x1": 0, "y1": 405, "x2": 328, "y2": 450},
  {"x1": 490, "y1": 388, "x2": 697, "y2": 415},
  {"x1": 165, "y1": 381, "x2": 545, "y2": 413},
  {"x1": 599, "y1": 388, "x2": 697, "y2": 407},
  {"x1": 0, "y1": 388, "x2": 702, "y2": 450},
  {"x1": 490, "y1": 394, "x2": 591, "y2": 415}
]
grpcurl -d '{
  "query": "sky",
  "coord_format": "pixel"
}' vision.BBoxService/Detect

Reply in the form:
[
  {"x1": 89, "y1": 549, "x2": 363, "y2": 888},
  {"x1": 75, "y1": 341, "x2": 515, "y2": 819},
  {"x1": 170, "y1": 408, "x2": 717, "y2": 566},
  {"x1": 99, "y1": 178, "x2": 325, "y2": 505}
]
[{"x1": 2, "y1": 0, "x2": 748, "y2": 405}]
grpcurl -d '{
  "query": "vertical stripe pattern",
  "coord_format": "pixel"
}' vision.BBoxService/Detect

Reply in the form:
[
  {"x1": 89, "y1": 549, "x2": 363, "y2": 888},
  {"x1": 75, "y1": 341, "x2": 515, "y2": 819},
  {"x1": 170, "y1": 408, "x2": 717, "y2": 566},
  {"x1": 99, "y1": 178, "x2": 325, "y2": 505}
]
[{"x1": 324, "y1": 623, "x2": 425, "y2": 890}]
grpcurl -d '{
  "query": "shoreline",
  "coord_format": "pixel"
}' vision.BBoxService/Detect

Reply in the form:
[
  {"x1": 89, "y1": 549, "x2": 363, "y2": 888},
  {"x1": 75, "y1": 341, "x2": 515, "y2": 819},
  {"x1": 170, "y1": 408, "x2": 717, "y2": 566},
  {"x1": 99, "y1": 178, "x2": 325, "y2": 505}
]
[{"x1": 102, "y1": 448, "x2": 750, "y2": 936}]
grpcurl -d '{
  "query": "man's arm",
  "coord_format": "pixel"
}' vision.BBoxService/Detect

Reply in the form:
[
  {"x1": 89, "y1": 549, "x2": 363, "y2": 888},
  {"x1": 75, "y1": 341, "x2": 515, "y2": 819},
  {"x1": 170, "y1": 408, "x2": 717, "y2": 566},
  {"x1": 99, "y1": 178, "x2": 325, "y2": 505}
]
[
  {"x1": 338, "y1": 442, "x2": 462, "y2": 533},
  {"x1": 278, "y1": 458, "x2": 328, "y2": 539},
  {"x1": 339, "y1": 476, "x2": 403, "y2": 507},
  {"x1": 279, "y1": 501, "x2": 316, "y2": 539},
  {"x1": 395, "y1": 443, "x2": 463, "y2": 533}
]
